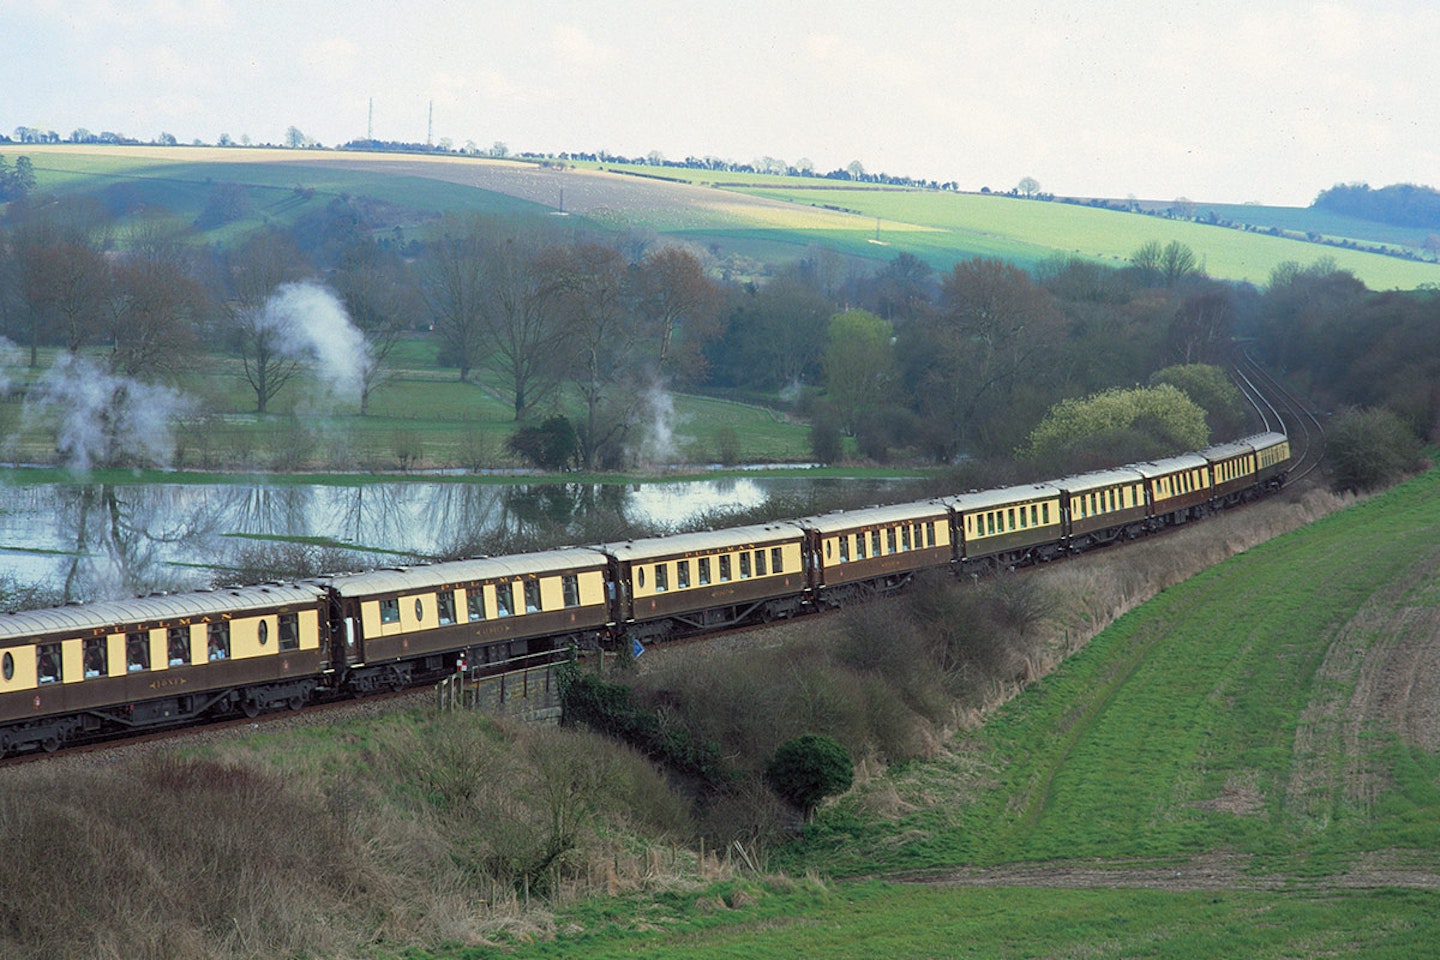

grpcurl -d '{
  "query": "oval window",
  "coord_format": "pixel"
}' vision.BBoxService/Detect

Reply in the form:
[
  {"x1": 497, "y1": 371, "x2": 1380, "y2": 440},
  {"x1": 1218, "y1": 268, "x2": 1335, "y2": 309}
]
[
  {"x1": 637, "y1": 568, "x2": 645, "y2": 588},
  {"x1": 258, "y1": 621, "x2": 269, "y2": 646},
  {"x1": 1, "y1": 652, "x2": 11, "y2": 681},
  {"x1": 415, "y1": 598, "x2": 425, "y2": 620}
]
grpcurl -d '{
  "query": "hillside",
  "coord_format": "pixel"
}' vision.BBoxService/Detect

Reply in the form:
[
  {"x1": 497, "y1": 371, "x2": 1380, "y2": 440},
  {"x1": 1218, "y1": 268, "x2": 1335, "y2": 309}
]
[{"x1": 16, "y1": 144, "x2": 1440, "y2": 289}]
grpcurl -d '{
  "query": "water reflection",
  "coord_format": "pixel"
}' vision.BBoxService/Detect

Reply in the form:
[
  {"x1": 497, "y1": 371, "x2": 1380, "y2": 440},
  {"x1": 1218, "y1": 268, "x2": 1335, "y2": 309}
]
[{"x1": 0, "y1": 476, "x2": 900, "y2": 601}]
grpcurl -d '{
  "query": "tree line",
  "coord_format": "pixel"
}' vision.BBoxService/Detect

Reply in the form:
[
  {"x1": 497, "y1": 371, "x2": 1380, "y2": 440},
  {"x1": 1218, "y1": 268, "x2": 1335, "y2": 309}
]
[{"x1": 2, "y1": 178, "x2": 1434, "y2": 478}]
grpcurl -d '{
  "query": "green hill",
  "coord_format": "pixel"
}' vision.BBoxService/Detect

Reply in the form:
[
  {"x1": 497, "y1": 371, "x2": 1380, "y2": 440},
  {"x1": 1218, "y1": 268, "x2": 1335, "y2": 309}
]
[{"x1": 15, "y1": 144, "x2": 1440, "y2": 289}]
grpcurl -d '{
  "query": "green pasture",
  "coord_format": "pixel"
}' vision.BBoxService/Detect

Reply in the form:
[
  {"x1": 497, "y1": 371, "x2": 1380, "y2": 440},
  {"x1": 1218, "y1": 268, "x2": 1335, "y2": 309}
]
[
  {"x1": 0, "y1": 341, "x2": 813, "y2": 472},
  {"x1": 19, "y1": 145, "x2": 1440, "y2": 289},
  {"x1": 729, "y1": 186, "x2": 1440, "y2": 288},
  {"x1": 469, "y1": 882, "x2": 1437, "y2": 960}
]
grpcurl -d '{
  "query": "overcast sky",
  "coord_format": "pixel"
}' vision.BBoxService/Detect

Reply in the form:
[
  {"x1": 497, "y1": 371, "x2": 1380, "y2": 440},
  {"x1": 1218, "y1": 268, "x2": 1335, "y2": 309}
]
[{"x1": 5, "y1": 0, "x2": 1437, "y2": 206}]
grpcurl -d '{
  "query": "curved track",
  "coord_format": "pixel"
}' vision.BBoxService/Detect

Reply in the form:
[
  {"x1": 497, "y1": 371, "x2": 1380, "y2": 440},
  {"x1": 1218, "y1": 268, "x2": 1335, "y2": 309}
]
[{"x1": 1232, "y1": 349, "x2": 1327, "y2": 484}]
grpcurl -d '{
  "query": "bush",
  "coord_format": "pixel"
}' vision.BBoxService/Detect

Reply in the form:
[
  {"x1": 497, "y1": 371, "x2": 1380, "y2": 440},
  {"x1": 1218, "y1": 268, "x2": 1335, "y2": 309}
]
[
  {"x1": 507, "y1": 415, "x2": 579, "y2": 471},
  {"x1": 809, "y1": 408, "x2": 843, "y2": 465},
  {"x1": 1326, "y1": 406, "x2": 1425, "y2": 492},
  {"x1": 765, "y1": 734, "x2": 854, "y2": 816}
]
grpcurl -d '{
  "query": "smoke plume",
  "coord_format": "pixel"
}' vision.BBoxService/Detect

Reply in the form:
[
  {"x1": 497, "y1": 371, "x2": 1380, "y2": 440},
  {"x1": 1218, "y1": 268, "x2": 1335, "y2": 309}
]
[
  {"x1": 258, "y1": 281, "x2": 371, "y2": 406},
  {"x1": 24, "y1": 354, "x2": 193, "y2": 472}
]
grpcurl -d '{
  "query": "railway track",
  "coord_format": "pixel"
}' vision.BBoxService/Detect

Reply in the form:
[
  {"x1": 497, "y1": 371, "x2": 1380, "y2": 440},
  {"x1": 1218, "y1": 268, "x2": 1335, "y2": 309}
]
[{"x1": 1233, "y1": 349, "x2": 1327, "y2": 484}]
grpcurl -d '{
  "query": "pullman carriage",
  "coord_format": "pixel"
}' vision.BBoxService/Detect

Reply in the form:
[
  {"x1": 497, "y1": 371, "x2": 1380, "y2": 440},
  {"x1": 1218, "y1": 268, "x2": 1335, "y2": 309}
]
[
  {"x1": 948, "y1": 483, "x2": 1065, "y2": 570},
  {"x1": 1247, "y1": 432, "x2": 1292, "y2": 488},
  {"x1": 327, "y1": 548, "x2": 610, "y2": 690},
  {"x1": 0, "y1": 583, "x2": 328, "y2": 755},
  {"x1": 796, "y1": 501, "x2": 952, "y2": 606},
  {"x1": 1057, "y1": 467, "x2": 1149, "y2": 549},
  {"x1": 600, "y1": 523, "x2": 808, "y2": 641},
  {"x1": 1135, "y1": 453, "x2": 1212, "y2": 525},
  {"x1": 1200, "y1": 439, "x2": 1259, "y2": 506}
]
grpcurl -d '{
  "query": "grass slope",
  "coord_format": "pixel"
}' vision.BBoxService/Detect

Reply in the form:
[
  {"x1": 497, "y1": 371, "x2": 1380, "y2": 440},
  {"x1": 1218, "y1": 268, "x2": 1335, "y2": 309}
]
[{"x1": 17, "y1": 145, "x2": 1440, "y2": 289}]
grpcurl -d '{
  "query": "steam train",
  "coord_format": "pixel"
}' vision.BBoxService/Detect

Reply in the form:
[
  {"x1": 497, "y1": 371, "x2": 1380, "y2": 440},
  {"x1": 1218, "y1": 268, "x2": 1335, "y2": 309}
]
[{"x1": 0, "y1": 432, "x2": 1290, "y2": 757}]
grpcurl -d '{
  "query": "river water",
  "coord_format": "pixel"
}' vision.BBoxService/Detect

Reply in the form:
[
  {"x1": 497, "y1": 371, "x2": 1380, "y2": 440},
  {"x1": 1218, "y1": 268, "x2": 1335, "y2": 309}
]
[{"x1": 0, "y1": 475, "x2": 912, "y2": 602}]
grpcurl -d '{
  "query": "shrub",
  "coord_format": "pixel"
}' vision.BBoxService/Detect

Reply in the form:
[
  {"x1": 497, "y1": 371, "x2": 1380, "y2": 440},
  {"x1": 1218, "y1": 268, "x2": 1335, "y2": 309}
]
[
  {"x1": 506, "y1": 415, "x2": 579, "y2": 471},
  {"x1": 1327, "y1": 406, "x2": 1425, "y2": 492},
  {"x1": 765, "y1": 734, "x2": 854, "y2": 816}
]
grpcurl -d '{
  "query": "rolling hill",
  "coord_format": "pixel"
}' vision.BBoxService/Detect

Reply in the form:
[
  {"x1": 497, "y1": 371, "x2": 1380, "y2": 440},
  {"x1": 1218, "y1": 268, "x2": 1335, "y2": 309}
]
[{"x1": 15, "y1": 144, "x2": 1440, "y2": 289}]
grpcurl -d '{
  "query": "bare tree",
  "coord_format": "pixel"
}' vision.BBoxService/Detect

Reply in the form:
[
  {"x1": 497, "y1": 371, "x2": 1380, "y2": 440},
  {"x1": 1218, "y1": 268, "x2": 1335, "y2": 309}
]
[
  {"x1": 332, "y1": 240, "x2": 418, "y2": 415},
  {"x1": 630, "y1": 246, "x2": 724, "y2": 387},
  {"x1": 475, "y1": 226, "x2": 566, "y2": 420},
  {"x1": 224, "y1": 232, "x2": 308, "y2": 413},
  {"x1": 537, "y1": 242, "x2": 637, "y2": 468},
  {"x1": 421, "y1": 217, "x2": 488, "y2": 382},
  {"x1": 107, "y1": 219, "x2": 206, "y2": 379},
  {"x1": 1017, "y1": 176, "x2": 1041, "y2": 198}
]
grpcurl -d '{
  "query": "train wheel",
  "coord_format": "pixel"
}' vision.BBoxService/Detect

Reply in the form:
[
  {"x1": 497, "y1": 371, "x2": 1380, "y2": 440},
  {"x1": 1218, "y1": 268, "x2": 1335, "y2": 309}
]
[
  {"x1": 243, "y1": 698, "x2": 261, "y2": 718},
  {"x1": 41, "y1": 735, "x2": 60, "y2": 754},
  {"x1": 287, "y1": 695, "x2": 304, "y2": 712}
]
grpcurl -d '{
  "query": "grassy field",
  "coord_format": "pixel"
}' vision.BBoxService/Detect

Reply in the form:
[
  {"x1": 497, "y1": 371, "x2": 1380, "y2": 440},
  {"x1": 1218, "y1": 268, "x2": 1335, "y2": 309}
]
[
  {"x1": 17, "y1": 144, "x2": 1440, "y2": 289},
  {"x1": 0, "y1": 340, "x2": 815, "y2": 471}
]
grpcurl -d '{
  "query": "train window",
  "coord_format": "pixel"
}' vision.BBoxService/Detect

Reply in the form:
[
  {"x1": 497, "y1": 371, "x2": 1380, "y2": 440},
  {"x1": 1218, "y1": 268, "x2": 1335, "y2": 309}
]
[
  {"x1": 563, "y1": 574, "x2": 581, "y2": 606},
  {"x1": 438, "y1": 591, "x2": 456, "y2": 625},
  {"x1": 1, "y1": 652, "x2": 11, "y2": 681},
  {"x1": 37, "y1": 643, "x2": 61, "y2": 684},
  {"x1": 207, "y1": 622, "x2": 230, "y2": 661},
  {"x1": 257, "y1": 621, "x2": 269, "y2": 647},
  {"x1": 127, "y1": 631, "x2": 150, "y2": 671},
  {"x1": 1042, "y1": 503, "x2": 1050, "y2": 524},
  {"x1": 901, "y1": 525, "x2": 911, "y2": 550},
  {"x1": 468, "y1": 590, "x2": 486, "y2": 621},
  {"x1": 771, "y1": 546, "x2": 784, "y2": 573},
  {"x1": 839, "y1": 536, "x2": 849, "y2": 562},
  {"x1": 379, "y1": 598, "x2": 400, "y2": 624},
  {"x1": 927, "y1": 522, "x2": 936, "y2": 547},
  {"x1": 825, "y1": 540, "x2": 832, "y2": 559},
  {"x1": 1007, "y1": 509, "x2": 1015, "y2": 531},
  {"x1": 755, "y1": 549, "x2": 767, "y2": 576},
  {"x1": 85, "y1": 637, "x2": 109, "y2": 677},
  {"x1": 739, "y1": 553, "x2": 751, "y2": 578},
  {"x1": 986, "y1": 513, "x2": 995, "y2": 535},
  {"x1": 655, "y1": 564, "x2": 669, "y2": 592},
  {"x1": 855, "y1": 533, "x2": 866, "y2": 558},
  {"x1": 524, "y1": 579, "x2": 541, "y2": 613},
  {"x1": 1020, "y1": 506, "x2": 1028, "y2": 528},
  {"x1": 496, "y1": 584, "x2": 514, "y2": 618},
  {"x1": 279, "y1": 613, "x2": 300, "y2": 651},
  {"x1": 413, "y1": 598, "x2": 425, "y2": 622},
  {"x1": 698, "y1": 557, "x2": 711, "y2": 585},
  {"x1": 168, "y1": 626, "x2": 189, "y2": 666},
  {"x1": 719, "y1": 555, "x2": 732, "y2": 581},
  {"x1": 1032, "y1": 504, "x2": 1039, "y2": 526},
  {"x1": 885, "y1": 528, "x2": 896, "y2": 553},
  {"x1": 871, "y1": 530, "x2": 882, "y2": 556},
  {"x1": 638, "y1": 566, "x2": 646, "y2": 589}
]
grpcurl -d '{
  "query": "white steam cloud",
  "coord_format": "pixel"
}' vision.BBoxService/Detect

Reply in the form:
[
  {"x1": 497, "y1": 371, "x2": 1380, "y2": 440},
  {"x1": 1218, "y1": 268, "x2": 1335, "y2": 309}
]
[
  {"x1": 25, "y1": 354, "x2": 193, "y2": 472},
  {"x1": 257, "y1": 281, "x2": 371, "y2": 405}
]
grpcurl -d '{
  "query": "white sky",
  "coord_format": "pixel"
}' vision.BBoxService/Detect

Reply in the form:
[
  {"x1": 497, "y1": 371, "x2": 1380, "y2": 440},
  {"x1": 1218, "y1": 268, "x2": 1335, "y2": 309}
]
[{"x1": 5, "y1": 0, "x2": 1437, "y2": 206}]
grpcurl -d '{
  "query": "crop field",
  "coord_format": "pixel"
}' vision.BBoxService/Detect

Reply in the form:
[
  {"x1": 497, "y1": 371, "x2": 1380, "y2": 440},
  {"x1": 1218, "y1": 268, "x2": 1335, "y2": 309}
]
[{"x1": 18, "y1": 145, "x2": 1440, "y2": 289}]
